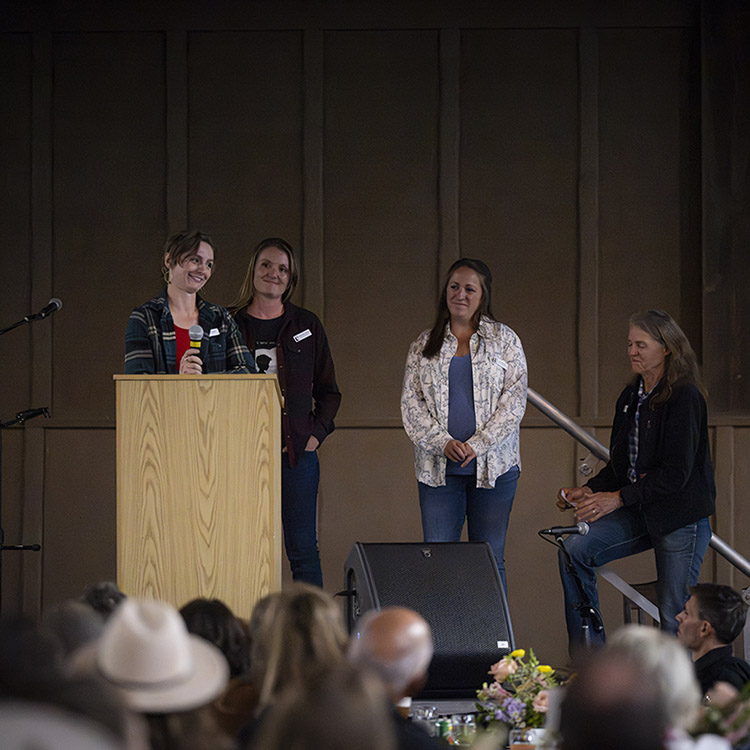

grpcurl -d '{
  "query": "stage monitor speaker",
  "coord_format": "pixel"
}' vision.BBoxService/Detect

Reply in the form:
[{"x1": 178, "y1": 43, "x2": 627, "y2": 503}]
[{"x1": 344, "y1": 541, "x2": 514, "y2": 699}]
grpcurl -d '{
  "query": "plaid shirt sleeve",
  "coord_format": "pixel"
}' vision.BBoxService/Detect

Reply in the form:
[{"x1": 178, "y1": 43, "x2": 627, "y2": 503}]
[
  {"x1": 222, "y1": 311, "x2": 256, "y2": 373},
  {"x1": 125, "y1": 304, "x2": 162, "y2": 373}
]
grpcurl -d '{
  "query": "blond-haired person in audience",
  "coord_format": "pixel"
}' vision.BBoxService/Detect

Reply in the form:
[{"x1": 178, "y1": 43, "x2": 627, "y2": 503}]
[
  {"x1": 247, "y1": 663, "x2": 395, "y2": 750},
  {"x1": 606, "y1": 625, "x2": 729, "y2": 750}
]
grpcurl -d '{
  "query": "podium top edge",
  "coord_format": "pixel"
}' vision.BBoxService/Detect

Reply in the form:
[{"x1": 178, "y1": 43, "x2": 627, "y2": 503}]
[
  {"x1": 113, "y1": 374, "x2": 278, "y2": 381},
  {"x1": 114, "y1": 373, "x2": 283, "y2": 404}
]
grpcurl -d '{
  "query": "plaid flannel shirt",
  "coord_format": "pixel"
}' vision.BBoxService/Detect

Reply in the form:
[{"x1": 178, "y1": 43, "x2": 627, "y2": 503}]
[{"x1": 125, "y1": 290, "x2": 255, "y2": 374}]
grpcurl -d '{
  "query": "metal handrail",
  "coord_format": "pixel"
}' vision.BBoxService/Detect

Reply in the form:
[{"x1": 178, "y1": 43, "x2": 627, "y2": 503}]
[{"x1": 527, "y1": 387, "x2": 750, "y2": 577}]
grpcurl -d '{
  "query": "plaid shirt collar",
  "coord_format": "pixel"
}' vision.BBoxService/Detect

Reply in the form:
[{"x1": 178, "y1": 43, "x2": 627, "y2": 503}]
[{"x1": 627, "y1": 377, "x2": 660, "y2": 483}]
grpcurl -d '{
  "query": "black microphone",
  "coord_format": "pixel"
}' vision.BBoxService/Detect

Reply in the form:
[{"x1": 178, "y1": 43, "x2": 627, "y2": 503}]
[
  {"x1": 539, "y1": 522, "x2": 590, "y2": 536},
  {"x1": 15, "y1": 407, "x2": 50, "y2": 422},
  {"x1": 25, "y1": 298, "x2": 63, "y2": 321}
]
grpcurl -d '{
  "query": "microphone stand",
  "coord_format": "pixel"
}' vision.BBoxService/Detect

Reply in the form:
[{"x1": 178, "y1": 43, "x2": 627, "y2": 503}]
[
  {"x1": 538, "y1": 529, "x2": 604, "y2": 648},
  {"x1": 0, "y1": 409, "x2": 46, "y2": 614},
  {"x1": 0, "y1": 312, "x2": 47, "y2": 335},
  {"x1": 0, "y1": 307, "x2": 56, "y2": 613},
  {"x1": 0, "y1": 318, "x2": 31, "y2": 336}
]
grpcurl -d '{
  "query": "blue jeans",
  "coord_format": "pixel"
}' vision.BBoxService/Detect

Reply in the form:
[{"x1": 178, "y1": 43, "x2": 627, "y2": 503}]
[
  {"x1": 418, "y1": 466, "x2": 519, "y2": 594},
  {"x1": 282, "y1": 450, "x2": 323, "y2": 587},
  {"x1": 558, "y1": 507, "x2": 711, "y2": 651}
]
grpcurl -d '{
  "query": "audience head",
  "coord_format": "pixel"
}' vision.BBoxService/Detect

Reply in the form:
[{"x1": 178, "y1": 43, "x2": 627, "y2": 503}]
[
  {"x1": 347, "y1": 606, "x2": 433, "y2": 702},
  {"x1": 248, "y1": 662, "x2": 396, "y2": 750},
  {"x1": 0, "y1": 702, "x2": 126, "y2": 750},
  {"x1": 559, "y1": 647, "x2": 667, "y2": 750},
  {"x1": 678, "y1": 583, "x2": 749, "y2": 649},
  {"x1": 0, "y1": 615, "x2": 64, "y2": 699},
  {"x1": 180, "y1": 597, "x2": 251, "y2": 678},
  {"x1": 144, "y1": 706, "x2": 235, "y2": 750},
  {"x1": 249, "y1": 583, "x2": 347, "y2": 709},
  {"x1": 606, "y1": 624, "x2": 701, "y2": 731},
  {"x1": 43, "y1": 600, "x2": 105, "y2": 659},
  {"x1": 0, "y1": 615, "x2": 139, "y2": 745},
  {"x1": 73, "y1": 597, "x2": 229, "y2": 714},
  {"x1": 80, "y1": 581, "x2": 127, "y2": 620}
]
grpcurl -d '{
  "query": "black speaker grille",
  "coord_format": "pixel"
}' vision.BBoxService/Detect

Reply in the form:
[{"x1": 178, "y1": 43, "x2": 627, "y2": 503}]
[{"x1": 345, "y1": 542, "x2": 514, "y2": 698}]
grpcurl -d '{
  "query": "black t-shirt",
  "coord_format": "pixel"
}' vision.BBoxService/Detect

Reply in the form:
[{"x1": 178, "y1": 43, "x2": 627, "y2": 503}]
[
  {"x1": 249, "y1": 315, "x2": 284, "y2": 374},
  {"x1": 694, "y1": 645, "x2": 750, "y2": 694}
]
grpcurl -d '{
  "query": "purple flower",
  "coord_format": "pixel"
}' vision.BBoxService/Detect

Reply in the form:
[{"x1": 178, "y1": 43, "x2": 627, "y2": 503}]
[{"x1": 493, "y1": 696, "x2": 527, "y2": 725}]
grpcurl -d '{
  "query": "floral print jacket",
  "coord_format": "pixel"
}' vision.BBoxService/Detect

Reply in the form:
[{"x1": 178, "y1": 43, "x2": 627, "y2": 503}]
[{"x1": 401, "y1": 317, "x2": 527, "y2": 489}]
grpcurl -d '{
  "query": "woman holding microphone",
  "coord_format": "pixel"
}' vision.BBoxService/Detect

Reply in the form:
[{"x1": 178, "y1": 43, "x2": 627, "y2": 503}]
[{"x1": 125, "y1": 230, "x2": 254, "y2": 374}]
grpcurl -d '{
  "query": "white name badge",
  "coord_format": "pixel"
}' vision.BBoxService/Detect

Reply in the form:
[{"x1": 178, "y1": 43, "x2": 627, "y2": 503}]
[
  {"x1": 209, "y1": 328, "x2": 220, "y2": 337},
  {"x1": 293, "y1": 329, "x2": 312, "y2": 343}
]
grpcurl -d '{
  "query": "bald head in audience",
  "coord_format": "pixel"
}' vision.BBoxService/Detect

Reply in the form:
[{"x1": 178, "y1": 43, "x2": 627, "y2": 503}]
[{"x1": 347, "y1": 607, "x2": 433, "y2": 703}]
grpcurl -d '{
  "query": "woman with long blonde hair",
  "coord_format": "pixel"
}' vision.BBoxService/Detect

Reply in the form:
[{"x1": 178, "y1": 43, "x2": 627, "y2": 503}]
[{"x1": 231, "y1": 239, "x2": 340, "y2": 587}]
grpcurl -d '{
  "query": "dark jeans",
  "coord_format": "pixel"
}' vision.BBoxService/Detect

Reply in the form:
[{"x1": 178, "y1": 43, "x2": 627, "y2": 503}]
[
  {"x1": 558, "y1": 508, "x2": 711, "y2": 651},
  {"x1": 417, "y1": 466, "x2": 519, "y2": 595},
  {"x1": 281, "y1": 450, "x2": 323, "y2": 587}
]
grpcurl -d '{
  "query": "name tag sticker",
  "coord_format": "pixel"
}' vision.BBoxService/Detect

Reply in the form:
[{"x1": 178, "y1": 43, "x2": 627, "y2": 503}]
[
  {"x1": 293, "y1": 329, "x2": 312, "y2": 343},
  {"x1": 209, "y1": 328, "x2": 220, "y2": 337}
]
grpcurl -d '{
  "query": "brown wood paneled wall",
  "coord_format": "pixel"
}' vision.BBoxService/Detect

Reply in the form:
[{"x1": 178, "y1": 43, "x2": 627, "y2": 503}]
[
  {"x1": 0, "y1": 33, "x2": 34, "y2": 607},
  {"x1": 2, "y1": 0, "x2": 748, "y2": 668},
  {"x1": 324, "y1": 29, "x2": 441, "y2": 422},
  {"x1": 702, "y1": 0, "x2": 750, "y2": 414},
  {"x1": 460, "y1": 28, "x2": 580, "y2": 414}
]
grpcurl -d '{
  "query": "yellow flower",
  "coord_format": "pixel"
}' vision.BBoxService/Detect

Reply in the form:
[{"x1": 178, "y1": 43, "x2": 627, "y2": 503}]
[
  {"x1": 510, "y1": 649, "x2": 526, "y2": 658},
  {"x1": 538, "y1": 665, "x2": 553, "y2": 674}
]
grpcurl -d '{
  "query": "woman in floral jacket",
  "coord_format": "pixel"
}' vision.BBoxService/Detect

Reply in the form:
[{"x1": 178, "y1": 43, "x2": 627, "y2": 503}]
[{"x1": 401, "y1": 258, "x2": 527, "y2": 594}]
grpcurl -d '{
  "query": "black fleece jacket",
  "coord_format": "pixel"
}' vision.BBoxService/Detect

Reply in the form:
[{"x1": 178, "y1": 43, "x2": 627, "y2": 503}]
[{"x1": 586, "y1": 380, "x2": 715, "y2": 536}]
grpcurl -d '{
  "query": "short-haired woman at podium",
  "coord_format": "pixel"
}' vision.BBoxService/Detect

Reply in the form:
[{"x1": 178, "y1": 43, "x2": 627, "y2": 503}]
[
  {"x1": 125, "y1": 230, "x2": 255, "y2": 374},
  {"x1": 231, "y1": 238, "x2": 341, "y2": 588}
]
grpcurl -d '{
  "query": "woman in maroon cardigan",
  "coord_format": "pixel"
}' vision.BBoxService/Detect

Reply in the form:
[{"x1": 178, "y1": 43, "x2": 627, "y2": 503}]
[{"x1": 231, "y1": 238, "x2": 341, "y2": 587}]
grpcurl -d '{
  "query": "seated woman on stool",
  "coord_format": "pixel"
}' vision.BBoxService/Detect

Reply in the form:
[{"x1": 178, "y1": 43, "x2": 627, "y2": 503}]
[{"x1": 556, "y1": 310, "x2": 715, "y2": 654}]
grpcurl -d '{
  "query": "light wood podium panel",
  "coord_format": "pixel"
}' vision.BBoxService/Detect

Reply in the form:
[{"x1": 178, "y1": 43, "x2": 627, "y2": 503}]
[{"x1": 114, "y1": 374, "x2": 282, "y2": 618}]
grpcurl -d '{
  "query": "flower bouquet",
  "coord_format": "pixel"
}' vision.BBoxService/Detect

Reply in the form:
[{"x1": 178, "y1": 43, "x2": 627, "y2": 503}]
[
  {"x1": 694, "y1": 681, "x2": 750, "y2": 749},
  {"x1": 476, "y1": 649, "x2": 557, "y2": 731}
]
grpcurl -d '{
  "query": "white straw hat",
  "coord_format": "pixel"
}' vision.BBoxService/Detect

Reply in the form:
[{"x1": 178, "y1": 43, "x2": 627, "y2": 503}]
[{"x1": 84, "y1": 598, "x2": 229, "y2": 713}]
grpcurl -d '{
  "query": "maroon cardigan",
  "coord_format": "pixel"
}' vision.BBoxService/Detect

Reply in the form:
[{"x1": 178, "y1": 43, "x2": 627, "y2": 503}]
[{"x1": 235, "y1": 303, "x2": 341, "y2": 467}]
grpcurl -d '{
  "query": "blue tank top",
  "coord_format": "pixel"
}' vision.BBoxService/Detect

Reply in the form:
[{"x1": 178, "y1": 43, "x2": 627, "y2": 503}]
[{"x1": 446, "y1": 354, "x2": 476, "y2": 475}]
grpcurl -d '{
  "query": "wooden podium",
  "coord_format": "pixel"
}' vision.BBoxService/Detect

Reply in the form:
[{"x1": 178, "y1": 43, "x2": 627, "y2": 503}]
[{"x1": 114, "y1": 374, "x2": 282, "y2": 618}]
